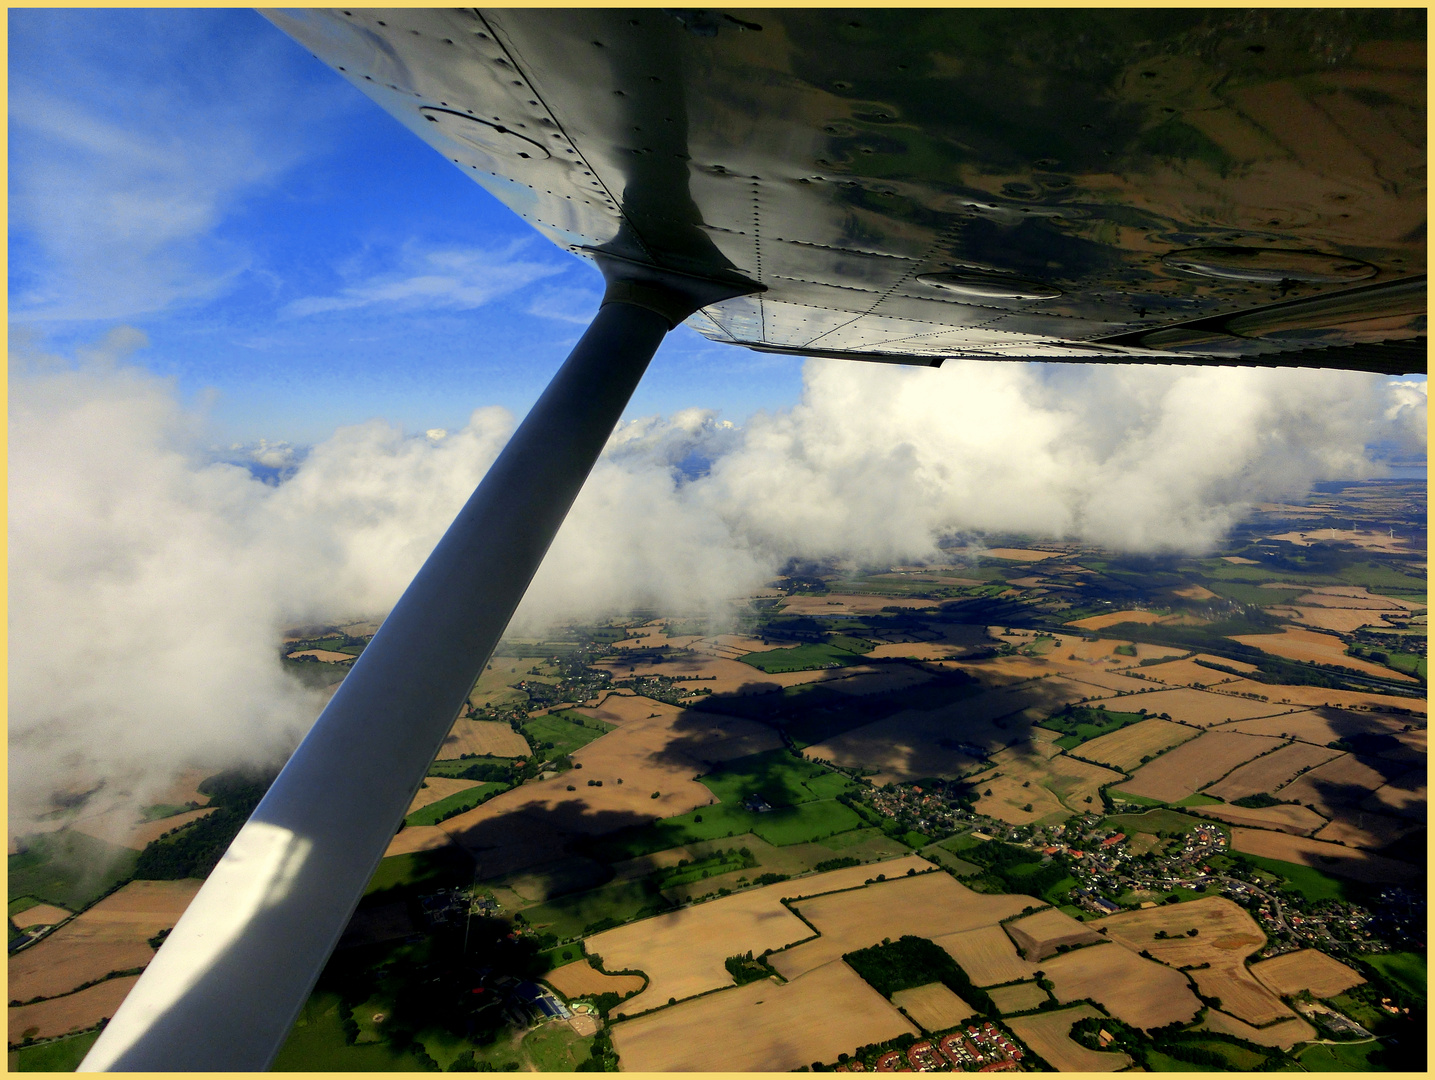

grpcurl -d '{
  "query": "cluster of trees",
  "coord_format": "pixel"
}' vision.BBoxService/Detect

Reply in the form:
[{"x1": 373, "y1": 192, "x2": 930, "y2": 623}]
[
  {"x1": 844, "y1": 935, "x2": 996, "y2": 1017},
  {"x1": 133, "y1": 770, "x2": 275, "y2": 880}
]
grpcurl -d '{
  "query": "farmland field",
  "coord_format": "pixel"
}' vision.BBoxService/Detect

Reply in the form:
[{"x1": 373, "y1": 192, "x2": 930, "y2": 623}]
[
  {"x1": 520, "y1": 712, "x2": 612, "y2": 758},
  {"x1": 7, "y1": 832, "x2": 139, "y2": 913},
  {"x1": 891, "y1": 982, "x2": 975, "y2": 1031},
  {"x1": 1361, "y1": 951, "x2": 1425, "y2": 1003},
  {"x1": 436, "y1": 718, "x2": 531, "y2": 759},
  {"x1": 1072, "y1": 718, "x2": 1200, "y2": 771},
  {"x1": 1206, "y1": 742, "x2": 1343, "y2": 802},
  {"x1": 9, "y1": 1029, "x2": 101, "y2": 1072},
  {"x1": 1008, "y1": 1005, "x2": 1133, "y2": 1071},
  {"x1": 609, "y1": 958, "x2": 915, "y2": 1071},
  {"x1": 1094, "y1": 687, "x2": 1288, "y2": 727},
  {"x1": 1041, "y1": 942, "x2": 1202, "y2": 1030},
  {"x1": 1195, "y1": 1008, "x2": 1315, "y2": 1049},
  {"x1": 521, "y1": 878, "x2": 670, "y2": 941},
  {"x1": 932, "y1": 924, "x2": 1037, "y2": 986},
  {"x1": 1232, "y1": 627, "x2": 1420, "y2": 682},
  {"x1": 988, "y1": 981, "x2": 1048, "y2": 1014},
  {"x1": 772, "y1": 870, "x2": 1034, "y2": 981},
  {"x1": 1189, "y1": 802, "x2": 1327, "y2": 835},
  {"x1": 1067, "y1": 610, "x2": 1166, "y2": 630},
  {"x1": 7, "y1": 974, "x2": 140, "y2": 1044},
  {"x1": 9, "y1": 880, "x2": 201, "y2": 1002},
  {"x1": 1232, "y1": 829, "x2": 1420, "y2": 884},
  {"x1": 1273, "y1": 753, "x2": 1409, "y2": 815},
  {"x1": 738, "y1": 639, "x2": 869, "y2": 673},
  {"x1": 544, "y1": 958, "x2": 645, "y2": 1000},
  {"x1": 1117, "y1": 731, "x2": 1284, "y2": 802},
  {"x1": 1093, "y1": 897, "x2": 1286, "y2": 1026},
  {"x1": 592, "y1": 856, "x2": 927, "y2": 1016},
  {"x1": 1250, "y1": 949, "x2": 1365, "y2": 999},
  {"x1": 1004, "y1": 907, "x2": 1103, "y2": 961},
  {"x1": 404, "y1": 782, "x2": 506, "y2": 827}
]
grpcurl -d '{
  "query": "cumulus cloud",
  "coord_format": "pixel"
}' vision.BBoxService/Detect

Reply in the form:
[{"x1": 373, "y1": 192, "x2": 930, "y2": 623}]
[{"x1": 8, "y1": 331, "x2": 1425, "y2": 830}]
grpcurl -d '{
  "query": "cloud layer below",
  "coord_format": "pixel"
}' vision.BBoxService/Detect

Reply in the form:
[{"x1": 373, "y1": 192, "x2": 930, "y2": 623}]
[{"x1": 8, "y1": 331, "x2": 1425, "y2": 827}]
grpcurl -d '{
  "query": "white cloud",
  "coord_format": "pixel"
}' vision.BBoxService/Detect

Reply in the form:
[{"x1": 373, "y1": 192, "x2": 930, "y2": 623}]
[
  {"x1": 8, "y1": 333, "x2": 1425, "y2": 832},
  {"x1": 283, "y1": 242, "x2": 564, "y2": 317}
]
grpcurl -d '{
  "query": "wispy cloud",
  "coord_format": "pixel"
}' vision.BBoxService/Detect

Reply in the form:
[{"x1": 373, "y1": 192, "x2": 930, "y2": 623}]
[
  {"x1": 526, "y1": 285, "x2": 604, "y2": 324},
  {"x1": 283, "y1": 242, "x2": 565, "y2": 318}
]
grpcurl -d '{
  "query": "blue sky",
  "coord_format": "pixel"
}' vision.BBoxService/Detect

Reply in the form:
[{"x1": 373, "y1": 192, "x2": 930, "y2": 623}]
[{"x1": 8, "y1": 8, "x2": 805, "y2": 444}]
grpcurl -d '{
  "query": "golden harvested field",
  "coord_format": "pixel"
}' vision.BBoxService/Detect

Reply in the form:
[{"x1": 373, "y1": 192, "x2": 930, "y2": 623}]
[
  {"x1": 1093, "y1": 897, "x2": 1273, "y2": 1024},
  {"x1": 1189, "y1": 803, "x2": 1328, "y2": 836},
  {"x1": 1008, "y1": 1006, "x2": 1133, "y2": 1071},
  {"x1": 1207, "y1": 742, "x2": 1343, "y2": 802},
  {"x1": 1074, "y1": 718, "x2": 1200, "y2": 771},
  {"x1": 1257, "y1": 685, "x2": 1426, "y2": 714},
  {"x1": 1067, "y1": 610, "x2": 1165, "y2": 630},
  {"x1": 892, "y1": 982, "x2": 975, "y2": 1031},
  {"x1": 406, "y1": 777, "x2": 480, "y2": 813},
  {"x1": 384, "y1": 824, "x2": 454, "y2": 857},
  {"x1": 1362, "y1": 770, "x2": 1426, "y2": 819},
  {"x1": 1275, "y1": 754, "x2": 1407, "y2": 814},
  {"x1": 68, "y1": 803, "x2": 218, "y2": 851},
  {"x1": 8, "y1": 974, "x2": 140, "y2": 1043},
  {"x1": 1232, "y1": 829, "x2": 1419, "y2": 884},
  {"x1": 1100, "y1": 686, "x2": 1289, "y2": 727},
  {"x1": 933, "y1": 925, "x2": 1037, "y2": 987},
  {"x1": 772, "y1": 870, "x2": 1034, "y2": 981},
  {"x1": 544, "y1": 959, "x2": 646, "y2": 1000},
  {"x1": 1004, "y1": 908, "x2": 1103, "y2": 962},
  {"x1": 285, "y1": 648, "x2": 353, "y2": 662},
  {"x1": 595, "y1": 856, "x2": 929, "y2": 1017},
  {"x1": 968, "y1": 749, "x2": 1124, "y2": 825},
  {"x1": 436, "y1": 719, "x2": 530, "y2": 759},
  {"x1": 1118, "y1": 731, "x2": 1284, "y2": 802},
  {"x1": 595, "y1": 653, "x2": 864, "y2": 696},
  {"x1": 609, "y1": 958, "x2": 915, "y2": 1072},
  {"x1": 780, "y1": 593, "x2": 937, "y2": 616},
  {"x1": 989, "y1": 982, "x2": 1049, "y2": 1014},
  {"x1": 1279, "y1": 605, "x2": 1399, "y2": 633},
  {"x1": 1226, "y1": 708, "x2": 1419, "y2": 746},
  {"x1": 8, "y1": 880, "x2": 201, "y2": 1001},
  {"x1": 1197, "y1": 1008, "x2": 1316, "y2": 1049},
  {"x1": 1041, "y1": 943, "x2": 1201, "y2": 1030},
  {"x1": 12, "y1": 903, "x2": 71, "y2": 930},
  {"x1": 985, "y1": 548, "x2": 1060, "y2": 562},
  {"x1": 1232, "y1": 628, "x2": 1419, "y2": 683},
  {"x1": 1059, "y1": 667, "x2": 1162, "y2": 694},
  {"x1": 865, "y1": 641, "x2": 966, "y2": 661},
  {"x1": 1251, "y1": 950, "x2": 1366, "y2": 999}
]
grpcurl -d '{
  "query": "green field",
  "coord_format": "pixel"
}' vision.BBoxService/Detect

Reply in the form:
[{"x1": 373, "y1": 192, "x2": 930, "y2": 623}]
[
  {"x1": 1145, "y1": 1050, "x2": 1207, "y2": 1071},
  {"x1": 10, "y1": 1030, "x2": 101, "y2": 1072},
  {"x1": 8, "y1": 832, "x2": 138, "y2": 911},
  {"x1": 1296, "y1": 1040, "x2": 1382, "y2": 1071},
  {"x1": 521, "y1": 1023, "x2": 595, "y2": 1070},
  {"x1": 738, "y1": 640, "x2": 869, "y2": 674},
  {"x1": 1361, "y1": 951, "x2": 1426, "y2": 1004},
  {"x1": 1204, "y1": 581, "x2": 1306, "y2": 606},
  {"x1": 1384, "y1": 652, "x2": 1428, "y2": 679},
  {"x1": 362, "y1": 847, "x2": 476, "y2": 899},
  {"x1": 404, "y1": 782, "x2": 507, "y2": 827},
  {"x1": 426, "y1": 756, "x2": 516, "y2": 780},
  {"x1": 1040, "y1": 706, "x2": 1148, "y2": 746},
  {"x1": 272, "y1": 993, "x2": 437, "y2": 1071},
  {"x1": 1174, "y1": 793, "x2": 1222, "y2": 807},
  {"x1": 521, "y1": 877, "x2": 671, "y2": 939},
  {"x1": 699, "y1": 749, "x2": 854, "y2": 808},
  {"x1": 1238, "y1": 853, "x2": 1352, "y2": 904},
  {"x1": 1100, "y1": 809, "x2": 1222, "y2": 837},
  {"x1": 586, "y1": 797, "x2": 863, "y2": 862},
  {"x1": 521, "y1": 712, "x2": 613, "y2": 758}
]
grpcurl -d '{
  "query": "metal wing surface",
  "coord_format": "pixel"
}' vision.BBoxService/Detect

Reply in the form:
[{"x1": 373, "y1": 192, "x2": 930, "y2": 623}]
[{"x1": 269, "y1": 7, "x2": 1425, "y2": 373}]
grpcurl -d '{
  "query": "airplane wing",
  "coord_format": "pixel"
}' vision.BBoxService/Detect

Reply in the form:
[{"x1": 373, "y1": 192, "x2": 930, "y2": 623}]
[
  {"x1": 81, "y1": 8, "x2": 1425, "y2": 1072},
  {"x1": 261, "y1": 7, "x2": 1425, "y2": 373}
]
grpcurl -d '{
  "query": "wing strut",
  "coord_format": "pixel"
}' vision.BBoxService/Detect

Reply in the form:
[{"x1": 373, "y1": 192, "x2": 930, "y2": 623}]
[{"x1": 80, "y1": 257, "x2": 759, "y2": 1071}]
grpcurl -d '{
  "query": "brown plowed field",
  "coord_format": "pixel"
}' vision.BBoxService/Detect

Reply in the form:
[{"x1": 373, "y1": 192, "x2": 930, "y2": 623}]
[
  {"x1": 1197, "y1": 1008, "x2": 1316, "y2": 1049},
  {"x1": 1189, "y1": 803, "x2": 1327, "y2": 836},
  {"x1": 1207, "y1": 742, "x2": 1343, "y2": 802},
  {"x1": 989, "y1": 982, "x2": 1049, "y2": 1014},
  {"x1": 892, "y1": 982, "x2": 975, "y2": 1031},
  {"x1": 435, "y1": 719, "x2": 530, "y2": 759},
  {"x1": 1250, "y1": 950, "x2": 1366, "y2": 999},
  {"x1": 771, "y1": 871, "x2": 1034, "y2": 982},
  {"x1": 609, "y1": 958, "x2": 915, "y2": 1072},
  {"x1": 1092, "y1": 898, "x2": 1283, "y2": 1026},
  {"x1": 1231, "y1": 829, "x2": 1420, "y2": 884},
  {"x1": 1075, "y1": 718, "x2": 1200, "y2": 772},
  {"x1": 1004, "y1": 908, "x2": 1104, "y2": 961},
  {"x1": 595, "y1": 856, "x2": 930, "y2": 1017},
  {"x1": 8, "y1": 974, "x2": 140, "y2": 1043},
  {"x1": 1118, "y1": 731, "x2": 1284, "y2": 802},
  {"x1": 1041, "y1": 943, "x2": 1201, "y2": 1030},
  {"x1": 406, "y1": 777, "x2": 481, "y2": 813},
  {"x1": 1008, "y1": 1006, "x2": 1133, "y2": 1071},
  {"x1": 1098, "y1": 687, "x2": 1289, "y2": 727},
  {"x1": 1274, "y1": 754, "x2": 1408, "y2": 814},
  {"x1": 1232, "y1": 628, "x2": 1419, "y2": 683},
  {"x1": 544, "y1": 959, "x2": 645, "y2": 1000},
  {"x1": 933, "y1": 925, "x2": 1037, "y2": 986},
  {"x1": 8, "y1": 880, "x2": 201, "y2": 1001}
]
